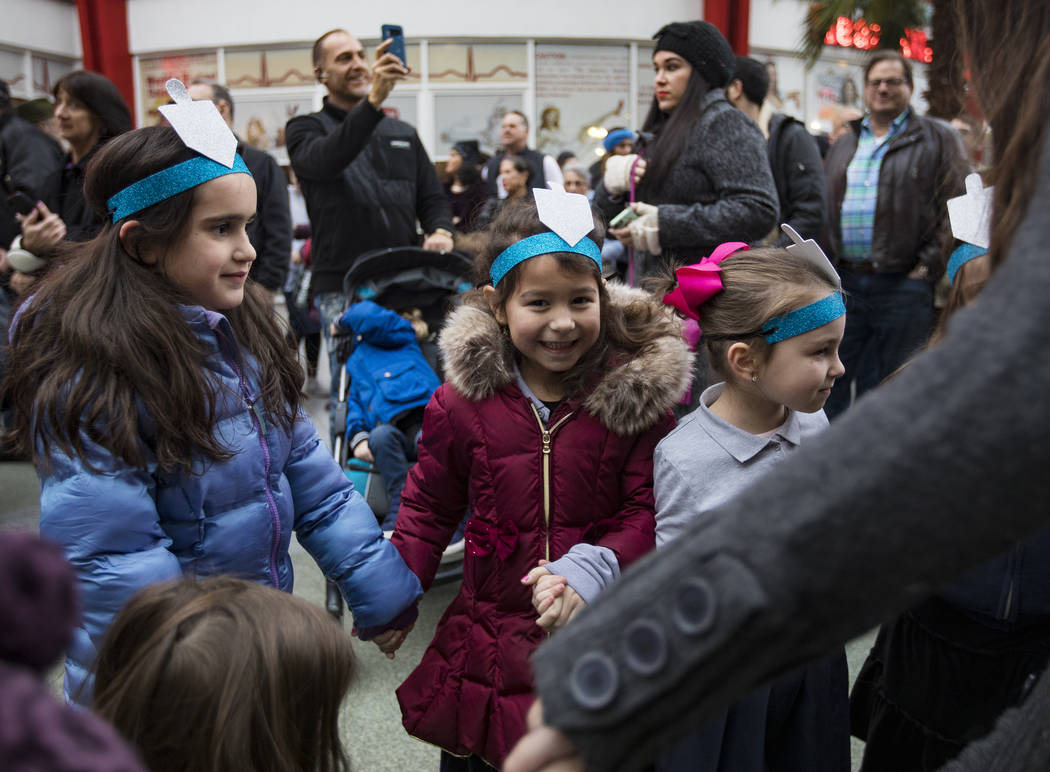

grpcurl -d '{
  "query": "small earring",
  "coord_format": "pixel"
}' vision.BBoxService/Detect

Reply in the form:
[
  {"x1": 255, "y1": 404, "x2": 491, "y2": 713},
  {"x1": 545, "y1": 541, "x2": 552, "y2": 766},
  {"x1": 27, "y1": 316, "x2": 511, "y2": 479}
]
[{"x1": 751, "y1": 374, "x2": 759, "y2": 383}]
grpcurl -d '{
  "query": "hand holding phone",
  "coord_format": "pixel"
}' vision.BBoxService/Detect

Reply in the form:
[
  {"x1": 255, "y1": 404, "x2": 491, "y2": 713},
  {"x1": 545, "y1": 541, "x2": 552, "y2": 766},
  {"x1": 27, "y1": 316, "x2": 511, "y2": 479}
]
[
  {"x1": 609, "y1": 207, "x2": 640, "y2": 229},
  {"x1": 5, "y1": 191, "x2": 36, "y2": 217},
  {"x1": 381, "y1": 24, "x2": 406, "y2": 66}
]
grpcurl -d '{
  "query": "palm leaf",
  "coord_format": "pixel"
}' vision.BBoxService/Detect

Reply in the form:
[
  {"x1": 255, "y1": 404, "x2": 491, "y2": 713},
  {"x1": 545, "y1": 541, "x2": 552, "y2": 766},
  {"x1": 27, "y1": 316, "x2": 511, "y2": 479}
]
[{"x1": 801, "y1": 0, "x2": 930, "y2": 68}]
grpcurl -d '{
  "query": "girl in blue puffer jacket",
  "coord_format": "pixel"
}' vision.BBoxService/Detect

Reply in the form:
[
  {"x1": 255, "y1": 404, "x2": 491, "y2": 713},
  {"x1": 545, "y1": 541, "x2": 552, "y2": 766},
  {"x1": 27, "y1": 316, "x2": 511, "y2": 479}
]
[{"x1": 2, "y1": 97, "x2": 422, "y2": 706}]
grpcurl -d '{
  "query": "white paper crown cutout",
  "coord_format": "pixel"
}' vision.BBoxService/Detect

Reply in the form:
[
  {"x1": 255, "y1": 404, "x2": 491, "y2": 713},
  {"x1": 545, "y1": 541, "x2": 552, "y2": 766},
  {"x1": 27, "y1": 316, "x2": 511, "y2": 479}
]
[
  {"x1": 947, "y1": 173, "x2": 993, "y2": 249},
  {"x1": 534, "y1": 185, "x2": 593, "y2": 246},
  {"x1": 157, "y1": 79, "x2": 237, "y2": 168},
  {"x1": 781, "y1": 223, "x2": 841, "y2": 289}
]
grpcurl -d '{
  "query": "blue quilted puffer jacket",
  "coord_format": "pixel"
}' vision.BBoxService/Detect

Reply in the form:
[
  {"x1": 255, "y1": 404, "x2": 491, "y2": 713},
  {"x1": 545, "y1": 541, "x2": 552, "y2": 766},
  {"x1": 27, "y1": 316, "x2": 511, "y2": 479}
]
[
  {"x1": 338, "y1": 301, "x2": 440, "y2": 440},
  {"x1": 39, "y1": 306, "x2": 422, "y2": 705}
]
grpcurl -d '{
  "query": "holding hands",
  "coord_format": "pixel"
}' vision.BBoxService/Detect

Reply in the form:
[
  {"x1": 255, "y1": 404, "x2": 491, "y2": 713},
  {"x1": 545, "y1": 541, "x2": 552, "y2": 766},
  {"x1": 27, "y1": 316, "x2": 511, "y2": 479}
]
[
  {"x1": 522, "y1": 561, "x2": 587, "y2": 632},
  {"x1": 353, "y1": 622, "x2": 414, "y2": 660}
]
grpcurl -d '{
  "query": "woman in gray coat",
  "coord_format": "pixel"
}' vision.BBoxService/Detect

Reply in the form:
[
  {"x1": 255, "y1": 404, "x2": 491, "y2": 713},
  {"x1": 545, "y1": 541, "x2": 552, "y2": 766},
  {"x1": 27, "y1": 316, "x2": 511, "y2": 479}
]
[{"x1": 597, "y1": 21, "x2": 778, "y2": 280}]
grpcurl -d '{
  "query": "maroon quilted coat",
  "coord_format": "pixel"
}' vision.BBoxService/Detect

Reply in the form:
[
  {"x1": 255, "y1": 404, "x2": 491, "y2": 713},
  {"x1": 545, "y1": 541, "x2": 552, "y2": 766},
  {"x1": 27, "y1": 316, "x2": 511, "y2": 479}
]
[{"x1": 391, "y1": 285, "x2": 693, "y2": 765}]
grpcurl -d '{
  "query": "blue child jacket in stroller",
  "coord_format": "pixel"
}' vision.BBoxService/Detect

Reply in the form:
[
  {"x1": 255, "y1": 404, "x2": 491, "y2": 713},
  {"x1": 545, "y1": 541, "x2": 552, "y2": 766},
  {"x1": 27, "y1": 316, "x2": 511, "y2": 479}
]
[
  {"x1": 39, "y1": 305, "x2": 422, "y2": 705},
  {"x1": 339, "y1": 300, "x2": 441, "y2": 440}
]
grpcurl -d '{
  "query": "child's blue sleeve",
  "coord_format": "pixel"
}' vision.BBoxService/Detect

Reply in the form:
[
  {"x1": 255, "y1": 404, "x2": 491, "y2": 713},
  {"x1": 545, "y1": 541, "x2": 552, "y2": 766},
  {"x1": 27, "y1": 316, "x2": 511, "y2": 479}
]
[
  {"x1": 39, "y1": 440, "x2": 182, "y2": 706},
  {"x1": 285, "y1": 412, "x2": 422, "y2": 631}
]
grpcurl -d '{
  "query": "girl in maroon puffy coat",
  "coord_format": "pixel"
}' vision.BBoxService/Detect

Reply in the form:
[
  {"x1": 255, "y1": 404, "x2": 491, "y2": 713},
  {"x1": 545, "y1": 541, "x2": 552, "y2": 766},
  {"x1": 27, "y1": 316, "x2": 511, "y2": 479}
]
[{"x1": 390, "y1": 199, "x2": 693, "y2": 769}]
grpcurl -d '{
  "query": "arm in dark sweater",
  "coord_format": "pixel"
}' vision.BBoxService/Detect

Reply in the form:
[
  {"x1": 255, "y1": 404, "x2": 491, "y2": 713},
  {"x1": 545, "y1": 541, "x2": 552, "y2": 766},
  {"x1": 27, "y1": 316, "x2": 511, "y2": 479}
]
[
  {"x1": 285, "y1": 101, "x2": 384, "y2": 182},
  {"x1": 532, "y1": 132, "x2": 1050, "y2": 772}
]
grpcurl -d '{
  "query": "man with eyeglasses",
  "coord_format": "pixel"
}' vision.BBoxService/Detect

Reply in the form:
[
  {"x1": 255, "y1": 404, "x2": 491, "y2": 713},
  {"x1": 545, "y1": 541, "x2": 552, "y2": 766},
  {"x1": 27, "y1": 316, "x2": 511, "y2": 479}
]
[{"x1": 823, "y1": 50, "x2": 965, "y2": 418}]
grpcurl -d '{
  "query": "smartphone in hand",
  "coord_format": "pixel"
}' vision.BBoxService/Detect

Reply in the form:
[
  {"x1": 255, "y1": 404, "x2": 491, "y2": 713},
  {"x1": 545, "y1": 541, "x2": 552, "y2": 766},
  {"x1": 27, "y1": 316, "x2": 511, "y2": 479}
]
[
  {"x1": 381, "y1": 24, "x2": 406, "y2": 66},
  {"x1": 5, "y1": 191, "x2": 36, "y2": 217},
  {"x1": 609, "y1": 207, "x2": 640, "y2": 228}
]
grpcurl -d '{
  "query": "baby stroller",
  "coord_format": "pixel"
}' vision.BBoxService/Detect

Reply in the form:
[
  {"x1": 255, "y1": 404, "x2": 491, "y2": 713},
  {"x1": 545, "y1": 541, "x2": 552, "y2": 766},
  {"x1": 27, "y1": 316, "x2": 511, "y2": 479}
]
[{"x1": 326, "y1": 246, "x2": 474, "y2": 621}]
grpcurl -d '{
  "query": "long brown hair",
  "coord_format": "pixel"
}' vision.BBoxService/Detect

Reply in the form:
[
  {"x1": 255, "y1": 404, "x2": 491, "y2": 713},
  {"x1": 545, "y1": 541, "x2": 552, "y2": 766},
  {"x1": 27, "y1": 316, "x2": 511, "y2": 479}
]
[
  {"x1": 2, "y1": 126, "x2": 303, "y2": 474},
  {"x1": 93, "y1": 577, "x2": 354, "y2": 772},
  {"x1": 471, "y1": 199, "x2": 679, "y2": 398},
  {"x1": 952, "y1": 0, "x2": 1050, "y2": 268}
]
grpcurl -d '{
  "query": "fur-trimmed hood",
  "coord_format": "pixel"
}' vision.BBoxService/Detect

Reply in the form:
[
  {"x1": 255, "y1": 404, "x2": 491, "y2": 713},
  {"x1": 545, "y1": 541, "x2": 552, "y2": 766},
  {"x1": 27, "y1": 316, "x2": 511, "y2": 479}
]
[{"x1": 438, "y1": 283, "x2": 694, "y2": 435}]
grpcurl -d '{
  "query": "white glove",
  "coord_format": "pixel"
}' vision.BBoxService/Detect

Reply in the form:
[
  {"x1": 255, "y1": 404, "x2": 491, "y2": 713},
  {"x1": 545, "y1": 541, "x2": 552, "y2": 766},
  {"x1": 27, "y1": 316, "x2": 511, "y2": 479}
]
[
  {"x1": 602, "y1": 153, "x2": 639, "y2": 195},
  {"x1": 627, "y1": 202, "x2": 660, "y2": 255}
]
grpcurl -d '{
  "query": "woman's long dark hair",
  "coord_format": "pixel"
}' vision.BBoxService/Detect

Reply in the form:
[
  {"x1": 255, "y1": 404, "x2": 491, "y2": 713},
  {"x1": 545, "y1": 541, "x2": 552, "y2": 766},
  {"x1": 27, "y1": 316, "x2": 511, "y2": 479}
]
[
  {"x1": 3, "y1": 126, "x2": 303, "y2": 475},
  {"x1": 638, "y1": 66, "x2": 711, "y2": 196},
  {"x1": 53, "y1": 70, "x2": 132, "y2": 144}
]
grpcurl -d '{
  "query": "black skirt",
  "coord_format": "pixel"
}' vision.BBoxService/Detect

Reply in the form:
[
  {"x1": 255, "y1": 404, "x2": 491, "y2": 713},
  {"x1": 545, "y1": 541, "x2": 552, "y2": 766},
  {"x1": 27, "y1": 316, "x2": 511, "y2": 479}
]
[{"x1": 850, "y1": 596, "x2": 1050, "y2": 772}]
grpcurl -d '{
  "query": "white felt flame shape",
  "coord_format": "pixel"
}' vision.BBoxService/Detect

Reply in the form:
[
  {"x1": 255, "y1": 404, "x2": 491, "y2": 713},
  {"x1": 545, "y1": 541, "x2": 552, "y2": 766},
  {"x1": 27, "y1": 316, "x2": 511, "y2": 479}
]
[
  {"x1": 157, "y1": 79, "x2": 238, "y2": 168},
  {"x1": 534, "y1": 185, "x2": 594, "y2": 246},
  {"x1": 780, "y1": 223, "x2": 841, "y2": 289},
  {"x1": 947, "y1": 173, "x2": 993, "y2": 249}
]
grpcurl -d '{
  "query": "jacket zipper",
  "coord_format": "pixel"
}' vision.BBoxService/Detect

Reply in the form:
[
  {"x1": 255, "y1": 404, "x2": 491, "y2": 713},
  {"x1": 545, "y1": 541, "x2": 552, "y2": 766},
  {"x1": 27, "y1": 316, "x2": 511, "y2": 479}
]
[
  {"x1": 230, "y1": 358, "x2": 282, "y2": 588},
  {"x1": 529, "y1": 403, "x2": 573, "y2": 562}
]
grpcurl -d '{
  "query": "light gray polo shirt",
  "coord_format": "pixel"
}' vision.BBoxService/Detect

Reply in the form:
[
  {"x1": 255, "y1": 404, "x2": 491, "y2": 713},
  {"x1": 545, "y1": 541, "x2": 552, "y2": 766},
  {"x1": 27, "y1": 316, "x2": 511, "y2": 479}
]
[{"x1": 654, "y1": 383, "x2": 830, "y2": 548}]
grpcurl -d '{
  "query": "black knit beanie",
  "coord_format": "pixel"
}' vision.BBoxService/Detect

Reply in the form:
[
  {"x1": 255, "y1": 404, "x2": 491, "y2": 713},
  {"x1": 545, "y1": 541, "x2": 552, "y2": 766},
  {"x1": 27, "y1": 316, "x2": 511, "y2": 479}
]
[
  {"x1": 653, "y1": 21, "x2": 736, "y2": 89},
  {"x1": 451, "y1": 140, "x2": 482, "y2": 168}
]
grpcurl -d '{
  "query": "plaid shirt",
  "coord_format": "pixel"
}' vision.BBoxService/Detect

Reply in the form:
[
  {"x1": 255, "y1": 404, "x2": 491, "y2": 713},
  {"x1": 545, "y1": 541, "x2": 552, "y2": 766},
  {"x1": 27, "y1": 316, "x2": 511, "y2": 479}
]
[{"x1": 839, "y1": 108, "x2": 911, "y2": 261}]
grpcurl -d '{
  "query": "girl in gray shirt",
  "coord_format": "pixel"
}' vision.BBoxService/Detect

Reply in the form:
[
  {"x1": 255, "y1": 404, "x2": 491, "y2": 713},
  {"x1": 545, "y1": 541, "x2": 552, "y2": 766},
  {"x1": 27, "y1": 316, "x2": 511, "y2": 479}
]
[{"x1": 652, "y1": 243, "x2": 850, "y2": 772}]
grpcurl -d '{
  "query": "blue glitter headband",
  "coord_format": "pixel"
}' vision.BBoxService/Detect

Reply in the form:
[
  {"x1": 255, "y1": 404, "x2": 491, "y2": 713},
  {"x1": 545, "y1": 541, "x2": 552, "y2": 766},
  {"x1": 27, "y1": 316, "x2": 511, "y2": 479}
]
[
  {"x1": 946, "y1": 243, "x2": 987, "y2": 285},
  {"x1": 762, "y1": 292, "x2": 845, "y2": 344},
  {"x1": 490, "y1": 232, "x2": 601, "y2": 286},
  {"x1": 107, "y1": 153, "x2": 252, "y2": 222}
]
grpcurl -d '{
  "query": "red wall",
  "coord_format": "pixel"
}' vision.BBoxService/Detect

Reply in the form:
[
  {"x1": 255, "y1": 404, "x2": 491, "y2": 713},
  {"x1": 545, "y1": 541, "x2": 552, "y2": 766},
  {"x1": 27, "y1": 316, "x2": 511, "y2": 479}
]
[
  {"x1": 77, "y1": 0, "x2": 134, "y2": 115},
  {"x1": 705, "y1": 0, "x2": 751, "y2": 55}
]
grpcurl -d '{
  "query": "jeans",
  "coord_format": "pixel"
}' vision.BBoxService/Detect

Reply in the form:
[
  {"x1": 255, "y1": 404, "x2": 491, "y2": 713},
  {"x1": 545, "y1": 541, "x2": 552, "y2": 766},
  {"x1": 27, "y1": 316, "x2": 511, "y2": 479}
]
[
  {"x1": 368, "y1": 423, "x2": 420, "y2": 531},
  {"x1": 317, "y1": 291, "x2": 349, "y2": 445},
  {"x1": 825, "y1": 268, "x2": 934, "y2": 419}
]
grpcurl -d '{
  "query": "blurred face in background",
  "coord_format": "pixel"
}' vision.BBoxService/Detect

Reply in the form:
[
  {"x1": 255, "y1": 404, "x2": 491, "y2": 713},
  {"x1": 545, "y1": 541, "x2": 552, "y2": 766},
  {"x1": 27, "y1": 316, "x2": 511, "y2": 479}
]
[
  {"x1": 501, "y1": 113, "x2": 529, "y2": 152},
  {"x1": 500, "y1": 158, "x2": 529, "y2": 198},
  {"x1": 563, "y1": 169, "x2": 589, "y2": 196},
  {"x1": 446, "y1": 149, "x2": 463, "y2": 176},
  {"x1": 653, "y1": 51, "x2": 692, "y2": 114},
  {"x1": 54, "y1": 87, "x2": 101, "y2": 152},
  {"x1": 865, "y1": 59, "x2": 912, "y2": 122}
]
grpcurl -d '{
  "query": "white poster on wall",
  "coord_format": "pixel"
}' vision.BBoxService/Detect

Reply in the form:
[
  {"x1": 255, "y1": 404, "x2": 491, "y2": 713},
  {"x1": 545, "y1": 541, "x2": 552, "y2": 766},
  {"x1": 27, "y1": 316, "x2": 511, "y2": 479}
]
[
  {"x1": 224, "y1": 89, "x2": 314, "y2": 165},
  {"x1": 535, "y1": 44, "x2": 631, "y2": 163},
  {"x1": 434, "y1": 92, "x2": 525, "y2": 157}
]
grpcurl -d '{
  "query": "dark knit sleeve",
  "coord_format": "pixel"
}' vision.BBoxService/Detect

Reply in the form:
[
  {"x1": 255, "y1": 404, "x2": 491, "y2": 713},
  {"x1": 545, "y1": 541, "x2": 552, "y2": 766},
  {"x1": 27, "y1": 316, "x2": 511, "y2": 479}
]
[{"x1": 532, "y1": 131, "x2": 1050, "y2": 772}]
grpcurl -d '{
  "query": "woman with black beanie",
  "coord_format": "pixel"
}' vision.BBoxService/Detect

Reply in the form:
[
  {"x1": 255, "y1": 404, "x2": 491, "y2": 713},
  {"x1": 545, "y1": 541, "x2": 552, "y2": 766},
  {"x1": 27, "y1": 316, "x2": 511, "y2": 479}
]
[{"x1": 597, "y1": 21, "x2": 778, "y2": 279}]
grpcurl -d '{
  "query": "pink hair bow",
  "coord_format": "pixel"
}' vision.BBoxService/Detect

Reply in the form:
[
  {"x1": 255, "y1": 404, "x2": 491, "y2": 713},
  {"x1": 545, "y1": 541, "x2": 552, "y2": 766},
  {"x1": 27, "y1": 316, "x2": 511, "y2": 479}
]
[{"x1": 662, "y1": 242, "x2": 749, "y2": 320}]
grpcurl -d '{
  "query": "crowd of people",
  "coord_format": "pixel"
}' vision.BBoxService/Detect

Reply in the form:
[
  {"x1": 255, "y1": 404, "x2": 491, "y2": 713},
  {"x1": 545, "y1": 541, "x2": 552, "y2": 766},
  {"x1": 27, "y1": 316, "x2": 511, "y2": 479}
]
[{"x1": 2, "y1": 1, "x2": 1048, "y2": 770}]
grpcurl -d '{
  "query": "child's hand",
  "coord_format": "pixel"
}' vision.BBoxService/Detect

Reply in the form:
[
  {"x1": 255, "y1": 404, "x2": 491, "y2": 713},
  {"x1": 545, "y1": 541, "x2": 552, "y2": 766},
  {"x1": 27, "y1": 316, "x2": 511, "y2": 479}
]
[
  {"x1": 353, "y1": 439, "x2": 374, "y2": 463},
  {"x1": 522, "y1": 562, "x2": 566, "y2": 615},
  {"x1": 536, "y1": 586, "x2": 585, "y2": 632},
  {"x1": 365, "y1": 623, "x2": 414, "y2": 660}
]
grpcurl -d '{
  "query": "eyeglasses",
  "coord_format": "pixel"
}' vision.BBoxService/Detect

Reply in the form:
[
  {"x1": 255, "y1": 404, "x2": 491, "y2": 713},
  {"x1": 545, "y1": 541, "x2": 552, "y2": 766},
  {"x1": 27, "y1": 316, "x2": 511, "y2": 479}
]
[{"x1": 866, "y1": 78, "x2": 907, "y2": 89}]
